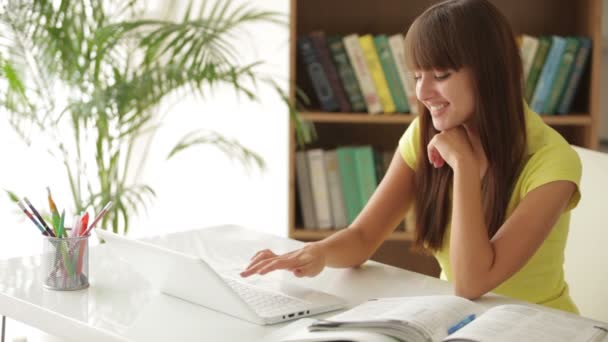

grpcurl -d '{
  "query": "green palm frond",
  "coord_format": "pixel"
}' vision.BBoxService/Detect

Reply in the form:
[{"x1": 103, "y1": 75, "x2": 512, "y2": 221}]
[{"x1": 168, "y1": 129, "x2": 265, "y2": 172}]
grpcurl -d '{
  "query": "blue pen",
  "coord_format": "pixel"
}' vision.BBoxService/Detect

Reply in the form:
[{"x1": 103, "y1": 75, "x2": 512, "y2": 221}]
[{"x1": 447, "y1": 314, "x2": 476, "y2": 334}]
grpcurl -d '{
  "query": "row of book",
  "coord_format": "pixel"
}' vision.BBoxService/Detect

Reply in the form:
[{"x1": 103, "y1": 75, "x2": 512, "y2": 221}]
[
  {"x1": 295, "y1": 146, "x2": 410, "y2": 232},
  {"x1": 298, "y1": 31, "x2": 591, "y2": 116},
  {"x1": 519, "y1": 35, "x2": 591, "y2": 115},
  {"x1": 298, "y1": 32, "x2": 418, "y2": 115}
]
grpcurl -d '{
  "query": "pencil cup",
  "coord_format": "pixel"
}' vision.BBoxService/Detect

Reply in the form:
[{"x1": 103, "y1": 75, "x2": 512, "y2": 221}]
[{"x1": 42, "y1": 230, "x2": 90, "y2": 291}]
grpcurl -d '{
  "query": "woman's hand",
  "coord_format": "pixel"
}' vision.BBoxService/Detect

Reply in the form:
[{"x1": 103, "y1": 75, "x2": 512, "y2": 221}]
[
  {"x1": 240, "y1": 243, "x2": 327, "y2": 278},
  {"x1": 427, "y1": 126, "x2": 477, "y2": 170}
]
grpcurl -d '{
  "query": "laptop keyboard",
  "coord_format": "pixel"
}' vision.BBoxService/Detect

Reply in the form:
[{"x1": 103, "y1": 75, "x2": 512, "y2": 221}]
[{"x1": 224, "y1": 277, "x2": 311, "y2": 317}]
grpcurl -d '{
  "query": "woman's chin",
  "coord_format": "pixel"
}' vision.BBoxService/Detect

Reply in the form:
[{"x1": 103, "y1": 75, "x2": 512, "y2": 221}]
[{"x1": 432, "y1": 120, "x2": 450, "y2": 131}]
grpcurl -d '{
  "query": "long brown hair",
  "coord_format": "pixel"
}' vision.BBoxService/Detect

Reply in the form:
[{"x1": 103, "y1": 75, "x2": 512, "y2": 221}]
[{"x1": 404, "y1": 0, "x2": 527, "y2": 250}]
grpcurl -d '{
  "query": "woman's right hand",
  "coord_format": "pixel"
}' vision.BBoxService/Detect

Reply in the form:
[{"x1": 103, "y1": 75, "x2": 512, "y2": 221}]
[{"x1": 240, "y1": 242, "x2": 327, "y2": 278}]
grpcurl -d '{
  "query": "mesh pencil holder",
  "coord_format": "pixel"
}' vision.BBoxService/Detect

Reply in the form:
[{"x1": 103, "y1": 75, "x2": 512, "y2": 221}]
[{"x1": 42, "y1": 230, "x2": 90, "y2": 291}]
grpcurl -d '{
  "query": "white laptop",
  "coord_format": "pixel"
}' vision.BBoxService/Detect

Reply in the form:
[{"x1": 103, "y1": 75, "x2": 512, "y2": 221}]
[{"x1": 94, "y1": 229, "x2": 346, "y2": 325}]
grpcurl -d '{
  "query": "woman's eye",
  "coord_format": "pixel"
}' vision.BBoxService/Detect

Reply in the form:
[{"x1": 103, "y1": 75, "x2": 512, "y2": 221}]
[{"x1": 434, "y1": 73, "x2": 451, "y2": 80}]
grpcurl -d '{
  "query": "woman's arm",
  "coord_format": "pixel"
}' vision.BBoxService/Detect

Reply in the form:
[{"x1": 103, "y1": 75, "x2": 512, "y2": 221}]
[
  {"x1": 241, "y1": 150, "x2": 416, "y2": 277},
  {"x1": 427, "y1": 126, "x2": 577, "y2": 299},
  {"x1": 450, "y1": 163, "x2": 576, "y2": 299}
]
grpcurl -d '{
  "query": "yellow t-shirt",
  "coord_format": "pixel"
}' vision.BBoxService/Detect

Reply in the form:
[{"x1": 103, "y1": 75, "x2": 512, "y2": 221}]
[{"x1": 398, "y1": 106, "x2": 582, "y2": 313}]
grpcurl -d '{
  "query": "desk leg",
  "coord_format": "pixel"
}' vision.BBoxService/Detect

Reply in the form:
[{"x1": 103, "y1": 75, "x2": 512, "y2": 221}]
[{"x1": 1, "y1": 315, "x2": 5, "y2": 342}]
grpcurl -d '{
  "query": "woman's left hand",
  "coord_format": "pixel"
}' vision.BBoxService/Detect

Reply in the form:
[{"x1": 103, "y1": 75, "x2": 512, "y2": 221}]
[{"x1": 427, "y1": 126, "x2": 477, "y2": 170}]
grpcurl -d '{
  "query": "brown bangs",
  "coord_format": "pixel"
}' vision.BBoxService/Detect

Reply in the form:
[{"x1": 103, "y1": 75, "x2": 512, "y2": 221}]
[{"x1": 404, "y1": 3, "x2": 467, "y2": 72}]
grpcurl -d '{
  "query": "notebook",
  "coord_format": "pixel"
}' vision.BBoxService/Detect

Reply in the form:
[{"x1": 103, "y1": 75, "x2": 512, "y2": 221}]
[{"x1": 94, "y1": 228, "x2": 346, "y2": 325}]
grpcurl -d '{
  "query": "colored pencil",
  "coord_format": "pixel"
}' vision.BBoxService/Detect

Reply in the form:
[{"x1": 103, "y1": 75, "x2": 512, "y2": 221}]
[
  {"x1": 23, "y1": 197, "x2": 55, "y2": 237},
  {"x1": 82, "y1": 201, "x2": 113, "y2": 236},
  {"x1": 17, "y1": 200, "x2": 46, "y2": 234}
]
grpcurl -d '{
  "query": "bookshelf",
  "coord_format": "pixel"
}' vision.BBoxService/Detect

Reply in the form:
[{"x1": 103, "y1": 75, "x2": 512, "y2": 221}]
[{"x1": 288, "y1": 0, "x2": 602, "y2": 273}]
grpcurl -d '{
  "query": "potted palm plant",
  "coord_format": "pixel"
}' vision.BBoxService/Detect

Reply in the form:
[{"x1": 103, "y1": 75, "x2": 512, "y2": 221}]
[{"x1": 1, "y1": 0, "x2": 308, "y2": 234}]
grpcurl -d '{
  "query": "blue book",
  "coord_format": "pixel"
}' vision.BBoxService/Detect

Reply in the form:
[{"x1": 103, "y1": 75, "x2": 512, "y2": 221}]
[
  {"x1": 557, "y1": 37, "x2": 592, "y2": 115},
  {"x1": 297, "y1": 36, "x2": 339, "y2": 112},
  {"x1": 530, "y1": 36, "x2": 566, "y2": 114},
  {"x1": 543, "y1": 37, "x2": 580, "y2": 114}
]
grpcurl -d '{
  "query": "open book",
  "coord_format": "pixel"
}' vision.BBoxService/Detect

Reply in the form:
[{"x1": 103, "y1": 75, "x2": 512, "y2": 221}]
[{"x1": 282, "y1": 296, "x2": 608, "y2": 342}]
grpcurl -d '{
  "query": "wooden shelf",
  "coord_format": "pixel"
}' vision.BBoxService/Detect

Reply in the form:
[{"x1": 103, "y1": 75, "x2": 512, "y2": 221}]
[
  {"x1": 292, "y1": 228, "x2": 415, "y2": 242},
  {"x1": 301, "y1": 112, "x2": 593, "y2": 126},
  {"x1": 301, "y1": 112, "x2": 417, "y2": 124},
  {"x1": 541, "y1": 114, "x2": 593, "y2": 126}
]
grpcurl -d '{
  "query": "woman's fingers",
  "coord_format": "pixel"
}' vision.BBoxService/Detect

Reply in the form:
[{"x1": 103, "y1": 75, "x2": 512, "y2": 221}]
[
  {"x1": 240, "y1": 244, "x2": 326, "y2": 278},
  {"x1": 240, "y1": 258, "x2": 273, "y2": 277},
  {"x1": 257, "y1": 256, "x2": 304, "y2": 275},
  {"x1": 241, "y1": 250, "x2": 277, "y2": 277},
  {"x1": 427, "y1": 136, "x2": 446, "y2": 168},
  {"x1": 247, "y1": 250, "x2": 276, "y2": 267},
  {"x1": 241, "y1": 251, "x2": 300, "y2": 277}
]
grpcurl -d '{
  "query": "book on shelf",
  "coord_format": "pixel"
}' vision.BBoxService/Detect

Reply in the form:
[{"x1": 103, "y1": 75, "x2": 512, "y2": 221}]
[
  {"x1": 558, "y1": 37, "x2": 592, "y2": 115},
  {"x1": 531, "y1": 35, "x2": 566, "y2": 114},
  {"x1": 388, "y1": 34, "x2": 418, "y2": 115},
  {"x1": 343, "y1": 34, "x2": 383, "y2": 114},
  {"x1": 324, "y1": 150, "x2": 348, "y2": 229},
  {"x1": 359, "y1": 34, "x2": 396, "y2": 114},
  {"x1": 373, "y1": 150, "x2": 392, "y2": 184},
  {"x1": 543, "y1": 36, "x2": 580, "y2": 114},
  {"x1": 295, "y1": 151, "x2": 318, "y2": 229},
  {"x1": 519, "y1": 34, "x2": 539, "y2": 82},
  {"x1": 327, "y1": 35, "x2": 367, "y2": 112},
  {"x1": 524, "y1": 36, "x2": 552, "y2": 103},
  {"x1": 309, "y1": 31, "x2": 352, "y2": 113},
  {"x1": 353, "y1": 146, "x2": 379, "y2": 210},
  {"x1": 374, "y1": 34, "x2": 410, "y2": 113},
  {"x1": 282, "y1": 295, "x2": 608, "y2": 342},
  {"x1": 307, "y1": 149, "x2": 333, "y2": 229},
  {"x1": 336, "y1": 146, "x2": 363, "y2": 224},
  {"x1": 297, "y1": 35, "x2": 339, "y2": 112}
]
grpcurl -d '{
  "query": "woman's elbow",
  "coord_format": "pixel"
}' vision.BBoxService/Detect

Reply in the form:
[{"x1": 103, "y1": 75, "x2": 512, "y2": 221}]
[{"x1": 453, "y1": 280, "x2": 488, "y2": 300}]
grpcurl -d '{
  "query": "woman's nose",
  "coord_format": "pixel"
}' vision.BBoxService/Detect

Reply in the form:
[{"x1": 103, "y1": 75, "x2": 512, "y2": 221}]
[{"x1": 416, "y1": 76, "x2": 434, "y2": 102}]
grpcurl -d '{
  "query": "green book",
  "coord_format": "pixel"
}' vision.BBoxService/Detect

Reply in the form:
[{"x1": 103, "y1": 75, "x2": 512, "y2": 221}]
[
  {"x1": 327, "y1": 36, "x2": 367, "y2": 112},
  {"x1": 373, "y1": 35, "x2": 409, "y2": 113},
  {"x1": 525, "y1": 36, "x2": 552, "y2": 103},
  {"x1": 543, "y1": 37, "x2": 580, "y2": 114},
  {"x1": 353, "y1": 146, "x2": 378, "y2": 210},
  {"x1": 337, "y1": 146, "x2": 362, "y2": 224}
]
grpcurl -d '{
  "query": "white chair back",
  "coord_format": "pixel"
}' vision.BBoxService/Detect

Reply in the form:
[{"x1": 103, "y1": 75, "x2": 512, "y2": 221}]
[{"x1": 565, "y1": 146, "x2": 608, "y2": 322}]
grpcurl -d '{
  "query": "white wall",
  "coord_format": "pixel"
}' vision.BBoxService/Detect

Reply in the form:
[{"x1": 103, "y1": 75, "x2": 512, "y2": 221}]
[{"x1": 0, "y1": 0, "x2": 290, "y2": 259}]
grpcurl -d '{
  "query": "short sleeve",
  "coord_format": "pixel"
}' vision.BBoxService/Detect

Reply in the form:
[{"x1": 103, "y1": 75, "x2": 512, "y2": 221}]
[
  {"x1": 520, "y1": 144, "x2": 582, "y2": 211},
  {"x1": 398, "y1": 117, "x2": 420, "y2": 171}
]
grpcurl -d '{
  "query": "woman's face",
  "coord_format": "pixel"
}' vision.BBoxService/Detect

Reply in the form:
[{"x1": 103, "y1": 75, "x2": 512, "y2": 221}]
[{"x1": 414, "y1": 67, "x2": 476, "y2": 131}]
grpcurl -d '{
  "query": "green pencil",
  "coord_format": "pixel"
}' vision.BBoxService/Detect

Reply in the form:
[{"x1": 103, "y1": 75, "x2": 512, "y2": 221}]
[{"x1": 57, "y1": 210, "x2": 65, "y2": 238}]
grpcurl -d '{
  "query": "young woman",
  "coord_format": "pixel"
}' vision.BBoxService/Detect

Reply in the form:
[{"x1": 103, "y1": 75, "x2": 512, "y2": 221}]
[{"x1": 241, "y1": 0, "x2": 582, "y2": 313}]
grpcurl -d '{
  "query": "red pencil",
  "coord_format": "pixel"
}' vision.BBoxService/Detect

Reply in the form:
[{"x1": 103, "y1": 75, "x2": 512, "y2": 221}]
[
  {"x1": 79, "y1": 212, "x2": 89, "y2": 237},
  {"x1": 76, "y1": 212, "x2": 89, "y2": 276}
]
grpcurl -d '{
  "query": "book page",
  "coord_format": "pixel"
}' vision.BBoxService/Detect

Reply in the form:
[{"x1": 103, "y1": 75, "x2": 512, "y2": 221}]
[
  {"x1": 445, "y1": 304, "x2": 606, "y2": 342},
  {"x1": 271, "y1": 318, "x2": 399, "y2": 342},
  {"x1": 324, "y1": 296, "x2": 480, "y2": 341}
]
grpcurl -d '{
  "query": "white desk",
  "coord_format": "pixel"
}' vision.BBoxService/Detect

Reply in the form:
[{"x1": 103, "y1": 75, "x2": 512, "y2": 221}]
[{"x1": 0, "y1": 225, "x2": 602, "y2": 341}]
